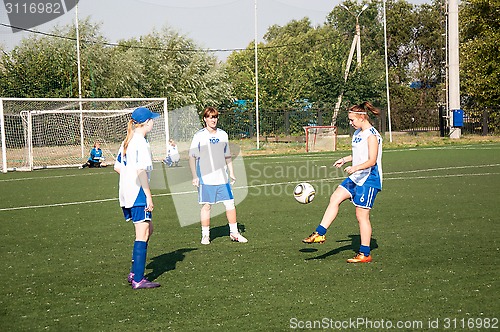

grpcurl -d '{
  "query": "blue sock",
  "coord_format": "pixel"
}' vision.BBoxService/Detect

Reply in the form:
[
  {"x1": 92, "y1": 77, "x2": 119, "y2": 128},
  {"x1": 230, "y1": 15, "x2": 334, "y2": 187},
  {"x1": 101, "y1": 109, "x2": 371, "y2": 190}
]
[
  {"x1": 315, "y1": 225, "x2": 327, "y2": 236},
  {"x1": 132, "y1": 241, "x2": 148, "y2": 282},
  {"x1": 359, "y1": 245, "x2": 370, "y2": 256}
]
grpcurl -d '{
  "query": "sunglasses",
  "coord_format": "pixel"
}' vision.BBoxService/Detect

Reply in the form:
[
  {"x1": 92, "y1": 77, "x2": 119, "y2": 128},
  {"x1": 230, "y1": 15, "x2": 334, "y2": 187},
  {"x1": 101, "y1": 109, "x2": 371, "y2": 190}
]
[{"x1": 206, "y1": 115, "x2": 218, "y2": 119}]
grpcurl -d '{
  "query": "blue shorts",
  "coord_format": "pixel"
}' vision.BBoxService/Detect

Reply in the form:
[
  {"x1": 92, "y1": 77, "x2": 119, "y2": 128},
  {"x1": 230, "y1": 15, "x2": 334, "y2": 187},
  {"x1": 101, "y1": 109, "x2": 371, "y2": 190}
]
[
  {"x1": 198, "y1": 183, "x2": 234, "y2": 204},
  {"x1": 122, "y1": 206, "x2": 152, "y2": 223},
  {"x1": 339, "y1": 177, "x2": 380, "y2": 209}
]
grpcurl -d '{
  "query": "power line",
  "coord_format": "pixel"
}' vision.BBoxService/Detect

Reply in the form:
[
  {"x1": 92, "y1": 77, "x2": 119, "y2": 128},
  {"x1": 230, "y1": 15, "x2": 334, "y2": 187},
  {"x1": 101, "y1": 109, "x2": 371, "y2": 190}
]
[{"x1": 0, "y1": 22, "x2": 333, "y2": 54}]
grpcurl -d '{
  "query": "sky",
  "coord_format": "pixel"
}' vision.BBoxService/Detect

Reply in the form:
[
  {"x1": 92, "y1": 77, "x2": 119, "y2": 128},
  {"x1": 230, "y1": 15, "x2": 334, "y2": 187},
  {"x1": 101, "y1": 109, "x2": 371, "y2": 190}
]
[{"x1": 1, "y1": 0, "x2": 430, "y2": 60}]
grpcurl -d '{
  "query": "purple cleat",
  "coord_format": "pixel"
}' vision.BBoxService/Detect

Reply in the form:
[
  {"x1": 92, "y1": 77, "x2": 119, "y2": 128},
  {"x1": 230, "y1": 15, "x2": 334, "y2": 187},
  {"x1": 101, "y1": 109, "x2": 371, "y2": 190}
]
[
  {"x1": 127, "y1": 272, "x2": 134, "y2": 284},
  {"x1": 132, "y1": 278, "x2": 161, "y2": 290}
]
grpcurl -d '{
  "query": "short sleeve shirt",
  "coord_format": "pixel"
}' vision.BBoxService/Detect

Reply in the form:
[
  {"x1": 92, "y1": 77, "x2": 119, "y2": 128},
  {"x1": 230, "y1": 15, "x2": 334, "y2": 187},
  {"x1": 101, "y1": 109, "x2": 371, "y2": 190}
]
[
  {"x1": 189, "y1": 128, "x2": 231, "y2": 185},
  {"x1": 114, "y1": 133, "x2": 153, "y2": 208},
  {"x1": 349, "y1": 126, "x2": 383, "y2": 189}
]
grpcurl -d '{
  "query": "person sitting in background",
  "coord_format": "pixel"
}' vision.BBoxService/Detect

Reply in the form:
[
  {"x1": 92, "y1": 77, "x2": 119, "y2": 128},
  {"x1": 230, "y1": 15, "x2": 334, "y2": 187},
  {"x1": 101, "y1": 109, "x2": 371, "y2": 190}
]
[
  {"x1": 163, "y1": 139, "x2": 180, "y2": 167},
  {"x1": 80, "y1": 141, "x2": 106, "y2": 168}
]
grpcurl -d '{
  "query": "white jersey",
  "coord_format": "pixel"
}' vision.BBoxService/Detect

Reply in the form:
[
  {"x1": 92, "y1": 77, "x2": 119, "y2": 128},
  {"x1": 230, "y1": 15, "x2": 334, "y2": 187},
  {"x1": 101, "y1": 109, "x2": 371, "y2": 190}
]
[
  {"x1": 114, "y1": 133, "x2": 153, "y2": 208},
  {"x1": 167, "y1": 144, "x2": 180, "y2": 162},
  {"x1": 349, "y1": 126, "x2": 383, "y2": 189},
  {"x1": 189, "y1": 128, "x2": 231, "y2": 185}
]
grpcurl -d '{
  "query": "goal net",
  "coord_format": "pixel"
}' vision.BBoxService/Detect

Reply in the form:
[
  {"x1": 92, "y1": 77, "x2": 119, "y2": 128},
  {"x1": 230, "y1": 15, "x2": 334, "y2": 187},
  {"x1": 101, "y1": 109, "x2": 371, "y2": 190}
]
[
  {"x1": 0, "y1": 98, "x2": 168, "y2": 172},
  {"x1": 304, "y1": 126, "x2": 337, "y2": 152}
]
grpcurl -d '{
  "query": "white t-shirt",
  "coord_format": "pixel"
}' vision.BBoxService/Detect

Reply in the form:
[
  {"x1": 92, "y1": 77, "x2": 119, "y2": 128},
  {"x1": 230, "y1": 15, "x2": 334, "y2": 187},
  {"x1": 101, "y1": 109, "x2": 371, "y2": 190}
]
[
  {"x1": 189, "y1": 128, "x2": 231, "y2": 185},
  {"x1": 167, "y1": 144, "x2": 180, "y2": 162},
  {"x1": 349, "y1": 126, "x2": 383, "y2": 189},
  {"x1": 114, "y1": 133, "x2": 153, "y2": 208}
]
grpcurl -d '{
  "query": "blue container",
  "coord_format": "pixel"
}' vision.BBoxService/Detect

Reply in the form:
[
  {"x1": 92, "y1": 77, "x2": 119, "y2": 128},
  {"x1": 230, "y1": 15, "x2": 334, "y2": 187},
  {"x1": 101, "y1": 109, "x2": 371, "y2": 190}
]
[{"x1": 452, "y1": 109, "x2": 463, "y2": 127}]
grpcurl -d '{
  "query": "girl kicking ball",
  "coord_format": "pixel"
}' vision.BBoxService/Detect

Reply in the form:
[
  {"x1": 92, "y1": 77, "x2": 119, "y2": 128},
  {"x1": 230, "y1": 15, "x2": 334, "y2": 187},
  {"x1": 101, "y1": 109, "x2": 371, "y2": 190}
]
[{"x1": 303, "y1": 102, "x2": 382, "y2": 263}]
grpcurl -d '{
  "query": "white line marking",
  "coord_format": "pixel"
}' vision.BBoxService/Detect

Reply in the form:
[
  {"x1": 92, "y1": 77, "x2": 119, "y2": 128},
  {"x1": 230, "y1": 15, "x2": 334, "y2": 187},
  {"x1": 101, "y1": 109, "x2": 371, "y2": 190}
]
[
  {"x1": 1, "y1": 140, "x2": 500, "y2": 211},
  {"x1": 1, "y1": 165, "x2": 499, "y2": 212}
]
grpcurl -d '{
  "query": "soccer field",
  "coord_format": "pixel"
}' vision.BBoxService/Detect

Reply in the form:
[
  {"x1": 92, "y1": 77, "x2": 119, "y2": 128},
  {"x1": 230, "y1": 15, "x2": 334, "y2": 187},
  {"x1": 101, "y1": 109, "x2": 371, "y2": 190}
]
[{"x1": 1, "y1": 143, "x2": 499, "y2": 331}]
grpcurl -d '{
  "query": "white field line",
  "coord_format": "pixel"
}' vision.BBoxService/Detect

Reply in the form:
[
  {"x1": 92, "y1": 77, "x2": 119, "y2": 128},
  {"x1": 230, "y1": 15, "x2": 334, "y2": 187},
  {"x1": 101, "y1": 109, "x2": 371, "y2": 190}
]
[
  {"x1": 2, "y1": 144, "x2": 498, "y2": 182},
  {"x1": 244, "y1": 144, "x2": 500, "y2": 162},
  {"x1": 0, "y1": 163, "x2": 499, "y2": 212},
  {"x1": 0, "y1": 171, "x2": 116, "y2": 183}
]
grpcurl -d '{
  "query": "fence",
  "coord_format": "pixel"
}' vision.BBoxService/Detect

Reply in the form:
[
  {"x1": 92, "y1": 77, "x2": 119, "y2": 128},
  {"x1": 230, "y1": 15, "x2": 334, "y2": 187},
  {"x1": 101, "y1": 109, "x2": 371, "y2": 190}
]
[
  {"x1": 215, "y1": 105, "x2": 498, "y2": 140},
  {"x1": 217, "y1": 107, "x2": 353, "y2": 140},
  {"x1": 461, "y1": 107, "x2": 499, "y2": 135}
]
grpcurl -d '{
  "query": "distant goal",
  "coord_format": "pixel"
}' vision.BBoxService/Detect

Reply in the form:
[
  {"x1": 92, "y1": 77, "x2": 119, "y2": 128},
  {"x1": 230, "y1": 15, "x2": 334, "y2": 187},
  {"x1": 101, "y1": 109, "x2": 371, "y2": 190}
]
[
  {"x1": 0, "y1": 98, "x2": 168, "y2": 172},
  {"x1": 304, "y1": 126, "x2": 337, "y2": 152}
]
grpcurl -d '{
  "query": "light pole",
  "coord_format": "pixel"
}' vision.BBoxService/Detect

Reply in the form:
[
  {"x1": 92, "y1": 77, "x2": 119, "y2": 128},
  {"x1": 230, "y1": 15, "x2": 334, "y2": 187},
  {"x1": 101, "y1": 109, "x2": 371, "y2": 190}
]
[
  {"x1": 254, "y1": 0, "x2": 260, "y2": 149},
  {"x1": 331, "y1": 3, "x2": 369, "y2": 126},
  {"x1": 383, "y1": 0, "x2": 393, "y2": 142}
]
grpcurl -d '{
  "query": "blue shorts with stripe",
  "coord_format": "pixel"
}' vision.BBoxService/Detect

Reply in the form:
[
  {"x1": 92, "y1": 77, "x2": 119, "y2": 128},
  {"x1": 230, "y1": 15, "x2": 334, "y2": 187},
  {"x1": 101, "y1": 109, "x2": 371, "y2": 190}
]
[
  {"x1": 339, "y1": 177, "x2": 380, "y2": 209},
  {"x1": 198, "y1": 183, "x2": 234, "y2": 204},
  {"x1": 122, "y1": 206, "x2": 152, "y2": 223}
]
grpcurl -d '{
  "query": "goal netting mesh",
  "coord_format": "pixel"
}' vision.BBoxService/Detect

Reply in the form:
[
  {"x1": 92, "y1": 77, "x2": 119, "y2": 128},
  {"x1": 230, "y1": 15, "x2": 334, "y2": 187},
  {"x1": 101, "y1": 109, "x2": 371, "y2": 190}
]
[
  {"x1": 304, "y1": 126, "x2": 337, "y2": 152},
  {"x1": 0, "y1": 98, "x2": 168, "y2": 172}
]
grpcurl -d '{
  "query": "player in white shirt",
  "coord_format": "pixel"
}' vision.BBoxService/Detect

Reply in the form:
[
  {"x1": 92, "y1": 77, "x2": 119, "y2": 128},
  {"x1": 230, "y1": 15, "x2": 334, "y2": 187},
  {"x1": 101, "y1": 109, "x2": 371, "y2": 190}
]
[
  {"x1": 303, "y1": 102, "x2": 382, "y2": 263},
  {"x1": 114, "y1": 107, "x2": 161, "y2": 289},
  {"x1": 189, "y1": 107, "x2": 248, "y2": 245},
  {"x1": 164, "y1": 139, "x2": 180, "y2": 167}
]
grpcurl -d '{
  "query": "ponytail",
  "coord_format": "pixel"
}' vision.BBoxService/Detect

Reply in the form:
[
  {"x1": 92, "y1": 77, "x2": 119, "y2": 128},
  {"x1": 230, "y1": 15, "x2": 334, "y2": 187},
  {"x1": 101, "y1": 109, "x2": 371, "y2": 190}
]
[
  {"x1": 349, "y1": 101, "x2": 380, "y2": 119},
  {"x1": 122, "y1": 119, "x2": 149, "y2": 157},
  {"x1": 122, "y1": 120, "x2": 135, "y2": 157}
]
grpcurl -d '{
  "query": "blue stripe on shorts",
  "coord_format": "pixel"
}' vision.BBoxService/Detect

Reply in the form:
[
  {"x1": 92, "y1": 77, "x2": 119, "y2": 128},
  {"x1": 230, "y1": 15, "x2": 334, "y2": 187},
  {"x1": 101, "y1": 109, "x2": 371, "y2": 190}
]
[
  {"x1": 339, "y1": 177, "x2": 380, "y2": 209},
  {"x1": 122, "y1": 206, "x2": 152, "y2": 223}
]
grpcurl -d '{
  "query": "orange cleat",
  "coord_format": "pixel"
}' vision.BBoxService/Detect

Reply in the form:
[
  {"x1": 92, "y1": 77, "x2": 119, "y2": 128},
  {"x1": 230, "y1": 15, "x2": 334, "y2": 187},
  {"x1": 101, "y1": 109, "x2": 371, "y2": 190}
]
[
  {"x1": 347, "y1": 252, "x2": 372, "y2": 263},
  {"x1": 302, "y1": 232, "x2": 326, "y2": 244}
]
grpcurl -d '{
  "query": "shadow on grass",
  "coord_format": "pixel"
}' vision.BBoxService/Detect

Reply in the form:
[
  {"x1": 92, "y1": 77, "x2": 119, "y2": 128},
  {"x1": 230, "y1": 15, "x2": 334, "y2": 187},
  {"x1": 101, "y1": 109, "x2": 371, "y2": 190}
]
[
  {"x1": 209, "y1": 223, "x2": 246, "y2": 242},
  {"x1": 146, "y1": 248, "x2": 198, "y2": 281},
  {"x1": 302, "y1": 235, "x2": 378, "y2": 260}
]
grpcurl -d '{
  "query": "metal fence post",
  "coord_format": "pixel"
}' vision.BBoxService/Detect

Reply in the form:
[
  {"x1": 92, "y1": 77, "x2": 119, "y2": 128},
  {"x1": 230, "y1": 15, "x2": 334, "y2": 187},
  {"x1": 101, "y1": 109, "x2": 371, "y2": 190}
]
[{"x1": 482, "y1": 108, "x2": 489, "y2": 136}]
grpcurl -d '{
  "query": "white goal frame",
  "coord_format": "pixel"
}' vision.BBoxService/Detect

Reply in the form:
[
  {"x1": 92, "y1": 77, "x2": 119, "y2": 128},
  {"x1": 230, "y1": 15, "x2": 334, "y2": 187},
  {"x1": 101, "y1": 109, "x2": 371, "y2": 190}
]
[
  {"x1": 304, "y1": 125, "x2": 337, "y2": 152},
  {"x1": 0, "y1": 98, "x2": 168, "y2": 172}
]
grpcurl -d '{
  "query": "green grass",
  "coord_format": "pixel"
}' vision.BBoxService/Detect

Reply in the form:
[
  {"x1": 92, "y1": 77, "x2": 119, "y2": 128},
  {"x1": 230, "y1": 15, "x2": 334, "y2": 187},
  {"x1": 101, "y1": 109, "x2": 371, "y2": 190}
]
[{"x1": 1, "y1": 143, "x2": 499, "y2": 331}]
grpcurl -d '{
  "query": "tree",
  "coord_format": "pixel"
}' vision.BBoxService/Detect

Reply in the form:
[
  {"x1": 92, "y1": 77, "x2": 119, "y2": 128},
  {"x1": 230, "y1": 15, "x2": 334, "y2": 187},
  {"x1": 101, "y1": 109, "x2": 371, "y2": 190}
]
[
  {"x1": 0, "y1": 19, "x2": 105, "y2": 97},
  {"x1": 0, "y1": 20, "x2": 233, "y2": 110},
  {"x1": 227, "y1": 18, "x2": 324, "y2": 110},
  {"x1": 460, "y1": 0, "x2": 500, "y2": 107},
  {"x1": 0, "y1": 19, "x2": 110, "y2": 98},
  {"x1": 376, "y1": 0, "x2": 446, "y2": 129},
  {"x1": 110, "y1": 27, "x2": 232, "y2": 109}
]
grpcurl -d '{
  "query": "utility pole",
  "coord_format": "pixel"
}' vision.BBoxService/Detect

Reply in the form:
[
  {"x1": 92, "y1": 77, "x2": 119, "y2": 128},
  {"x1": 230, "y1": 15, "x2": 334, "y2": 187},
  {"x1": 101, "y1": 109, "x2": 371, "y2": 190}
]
[
  {"x1": 332, "y1": 4, "x2": 368, "y2": 126},
  {"x1": 448, "y1": 0, "x2": 461, "y2": 138}
]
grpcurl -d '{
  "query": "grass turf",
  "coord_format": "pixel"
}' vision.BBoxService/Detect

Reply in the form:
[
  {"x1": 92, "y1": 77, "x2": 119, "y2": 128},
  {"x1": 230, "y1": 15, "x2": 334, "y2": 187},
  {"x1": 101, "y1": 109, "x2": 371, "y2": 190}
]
[{"x1": 0, "y1": 143, "x2": 499, "y2": 331}]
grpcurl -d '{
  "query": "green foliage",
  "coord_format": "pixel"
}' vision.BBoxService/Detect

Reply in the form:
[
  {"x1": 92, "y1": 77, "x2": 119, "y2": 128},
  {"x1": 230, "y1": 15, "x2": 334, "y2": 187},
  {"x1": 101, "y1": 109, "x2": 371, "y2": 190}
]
[
  {"x1": 0, "y1": 18, "x2": 104, "y2": 98},
  {"x1": 0, "y1": 144, "x2": 499, "y2": 330},
  {"x1": 0, "y1": 0, "x2": 497, "y2": 129},
  {"x1": 0, "y1": 20, "x2": 232, "y2": 110},
  {"x1": 460, "y1": 0, "x2": 500, "y2": 107},
  {"x1": 225, "y1": 0, "x2": 450, "y2": 130},
  {"x1": 226, "y1": 15, "x2": 385, "y2": 114}
]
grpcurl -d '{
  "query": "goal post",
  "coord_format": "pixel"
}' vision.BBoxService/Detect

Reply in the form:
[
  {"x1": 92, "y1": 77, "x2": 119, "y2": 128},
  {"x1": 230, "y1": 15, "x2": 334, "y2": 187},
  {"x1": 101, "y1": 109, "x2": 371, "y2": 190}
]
[
  {"x1": 0, "y1": 98, "x2": 168, "y2": 172},
  {"x1": 304, "y1": 125, "x2": 337, "y2": 152}
]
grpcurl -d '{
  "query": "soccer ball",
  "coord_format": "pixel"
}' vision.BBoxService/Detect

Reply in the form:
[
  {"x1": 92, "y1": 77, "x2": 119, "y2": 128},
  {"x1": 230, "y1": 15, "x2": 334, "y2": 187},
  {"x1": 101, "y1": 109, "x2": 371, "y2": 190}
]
[{"x1": 293, "y1": 182, "x2": 315, "y2": 204}]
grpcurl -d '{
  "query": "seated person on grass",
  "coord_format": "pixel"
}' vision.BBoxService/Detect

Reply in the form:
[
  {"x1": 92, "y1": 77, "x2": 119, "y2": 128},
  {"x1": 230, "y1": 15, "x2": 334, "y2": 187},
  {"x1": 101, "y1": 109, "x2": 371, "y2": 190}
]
[{"x1": 80, "y1": 141, "x2": 106, "y2": 168}]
